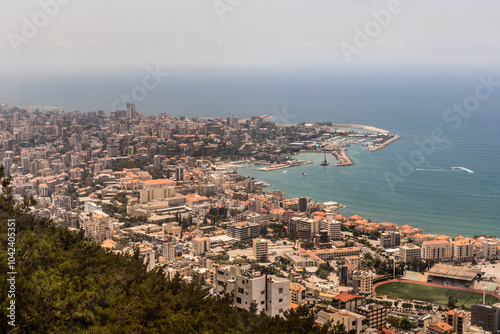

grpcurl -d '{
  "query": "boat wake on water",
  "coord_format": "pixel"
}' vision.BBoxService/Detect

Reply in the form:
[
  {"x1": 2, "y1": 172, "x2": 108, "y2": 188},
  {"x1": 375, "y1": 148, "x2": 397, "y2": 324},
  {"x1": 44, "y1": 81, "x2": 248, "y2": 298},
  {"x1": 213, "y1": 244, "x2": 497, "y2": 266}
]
[{"x1": 416, "y1": 166, "x2": 474, "y2": 174}]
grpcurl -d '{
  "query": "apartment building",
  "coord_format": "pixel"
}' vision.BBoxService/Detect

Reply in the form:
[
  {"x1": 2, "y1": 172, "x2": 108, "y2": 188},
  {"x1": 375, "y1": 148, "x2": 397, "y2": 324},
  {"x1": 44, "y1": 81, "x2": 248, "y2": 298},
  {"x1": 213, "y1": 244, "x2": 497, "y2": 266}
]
[
  {"x1": 452, "y1": 238, "x2": 473, "y2": 262},
  {"x1": 352, "y1": 271, "x2": 372, "y2": 294},
  {"x1": 317, "y1": 307, "x2": 365, "y2": 334},
  {"x1": 253, "y1": 238, "x2": 269, "y2": 261},
  {"x1": 481, "y1": 239, "x2": 498, "y2": 259},
  {"x1": 399, "y1": 244, "x2": 421, "y2": 263},
  {"x1": 355, "y1": 303, "x2": 387, "y2": 329},
  {"x1": 446, "y1": 309, "x2": 470, "y2": 334},
  {"x1": 139, "y1": 179, "x2": 176, "y2": 203},
  {"x1": 161, "y1": 241, "x2": 176, "y2": 262},
  {"x1": 215, "y1": 265, "x2": 290, "y2": 317},
  {"x1": 379, "y1": 231, "x2": 401, "y2": 249},
  {"x1": 471, "y1": 304, "x2": 500, "y2": 333},
  {"x1": 321, "y1": 220, "x2": 341, "y2": 241},
  {"x1": 192, "y1": 237, "x2": 210, "y2": 256},
  {"x1": 226, "y1": 222, "x2": 260, "y2": 241},
  {"x1": 63, "y1": 211, "x2": 79, "y2": 228},
  {"x1": 289, "y1": 283, "x2": 306, "y2": 305},
  {"x1": 421, "y1": 239, "x2": 452, "y2": 262}
]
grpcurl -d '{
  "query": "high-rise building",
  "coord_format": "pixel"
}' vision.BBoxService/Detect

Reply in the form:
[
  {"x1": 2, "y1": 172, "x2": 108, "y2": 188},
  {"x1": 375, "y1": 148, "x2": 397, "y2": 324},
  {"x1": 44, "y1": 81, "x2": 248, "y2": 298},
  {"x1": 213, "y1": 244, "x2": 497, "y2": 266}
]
[
  {"x1": 139, "y1": 179, "x2": 176, "y2": 203},
  {"x1": 175, "y1": 166, "x2": 184, "y2": 181},
  {"x1": 298, "y1": 197, "x2": 308, "y2": 212},
  {"x1": 253, "y1": 238, "x2": 269, "y2": 261},
  {"x1": 339, "y1": 265, "x2": 349, "y2": 286},
  {"x1": 3, "y1": 157, "x2": 12, "y2": 176},
  {"x1": 126, "y1": 101, "x2": 136, "y2": 119},
  {"x1": 471, "y1": 304, "x2": 500, "y2": 333},
  {"x1": 108, "y1": 143, "x2": 119, "y2": 158},
  {"x1": 227, "y1": 115, "x2": 238, "y2": 128},
  {"x1": 192, "y1": 237, "x2": 210, "y2": 256},
  {"x1": 298, "y1": 225, "x2": 313, "y2": 250},
  {"x1": 323, "y1": 220, "x2": 341, "y2": 241},
  {"x1": 63, "y1": 211, "x2": 79, "y2": 228},
  {"x1": 162, "y1": 240, "x2": 176, "y2": 262}
]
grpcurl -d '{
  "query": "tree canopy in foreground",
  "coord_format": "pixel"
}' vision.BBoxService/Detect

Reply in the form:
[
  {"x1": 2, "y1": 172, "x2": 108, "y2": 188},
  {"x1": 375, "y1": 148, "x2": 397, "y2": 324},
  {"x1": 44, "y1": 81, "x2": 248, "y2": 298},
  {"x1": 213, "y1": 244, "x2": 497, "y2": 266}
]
[{"x1": 0, "y1": 167, "x2": 346, "y2": 333}]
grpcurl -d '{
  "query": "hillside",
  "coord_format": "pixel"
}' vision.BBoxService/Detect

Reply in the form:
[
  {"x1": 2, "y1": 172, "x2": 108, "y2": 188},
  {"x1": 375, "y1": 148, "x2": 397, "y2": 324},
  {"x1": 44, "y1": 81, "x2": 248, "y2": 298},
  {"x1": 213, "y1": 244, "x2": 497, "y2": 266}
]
[{"x1": 0, "y1": 169, "x2": 343, "y2": 333}]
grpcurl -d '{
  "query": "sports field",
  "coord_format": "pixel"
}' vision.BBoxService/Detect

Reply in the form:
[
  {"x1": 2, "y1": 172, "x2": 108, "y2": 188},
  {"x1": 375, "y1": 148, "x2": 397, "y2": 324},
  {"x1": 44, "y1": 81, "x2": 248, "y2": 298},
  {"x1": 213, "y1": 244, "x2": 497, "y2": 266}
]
[{"x1": 375, "y1": 282, "x2": 500, "y2": 308}]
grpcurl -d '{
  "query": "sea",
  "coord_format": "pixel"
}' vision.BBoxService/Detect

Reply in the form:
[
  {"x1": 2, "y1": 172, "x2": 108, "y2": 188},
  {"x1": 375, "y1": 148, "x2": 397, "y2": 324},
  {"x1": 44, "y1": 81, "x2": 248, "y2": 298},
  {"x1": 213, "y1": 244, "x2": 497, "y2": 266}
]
[{"x1": 2, "y1": 67, "x2": 499, "y2": 237}]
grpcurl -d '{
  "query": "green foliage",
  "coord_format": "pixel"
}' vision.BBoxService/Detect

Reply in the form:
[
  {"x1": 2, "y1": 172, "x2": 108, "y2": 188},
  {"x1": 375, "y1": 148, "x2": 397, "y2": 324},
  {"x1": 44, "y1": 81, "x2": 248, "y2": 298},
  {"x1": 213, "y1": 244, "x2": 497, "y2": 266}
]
[
  {"x1": 0, "y1": 170, "x2": 349, "y2": 333},
  {"x1": 109, "y1": 159, "x2": 143, "y2": 171},
  {"x1": 398, "y1": 316, "x2": 415, "y2": 330}
]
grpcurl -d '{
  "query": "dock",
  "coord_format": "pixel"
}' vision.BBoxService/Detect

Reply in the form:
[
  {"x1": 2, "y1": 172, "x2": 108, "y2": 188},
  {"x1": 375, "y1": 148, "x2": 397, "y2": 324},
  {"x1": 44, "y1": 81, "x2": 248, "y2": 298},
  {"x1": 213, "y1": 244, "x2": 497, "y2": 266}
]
[
  {"x1": 332, "y1": 148, "x2": 353, "y2": 166},
  {"x1": 367, "y1": 135, "x2": 401, "y2": 151}
]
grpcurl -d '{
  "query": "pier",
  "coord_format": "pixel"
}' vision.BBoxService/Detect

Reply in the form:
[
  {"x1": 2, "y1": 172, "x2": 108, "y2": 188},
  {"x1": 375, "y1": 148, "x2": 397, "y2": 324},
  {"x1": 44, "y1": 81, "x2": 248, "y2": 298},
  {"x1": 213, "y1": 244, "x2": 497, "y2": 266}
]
[
  {"x1": 368, "y1": 135, "x2": 401, "y2": 151},
  {"x1": 332, "y1": 148, "x2": 353, "y2": 166}
]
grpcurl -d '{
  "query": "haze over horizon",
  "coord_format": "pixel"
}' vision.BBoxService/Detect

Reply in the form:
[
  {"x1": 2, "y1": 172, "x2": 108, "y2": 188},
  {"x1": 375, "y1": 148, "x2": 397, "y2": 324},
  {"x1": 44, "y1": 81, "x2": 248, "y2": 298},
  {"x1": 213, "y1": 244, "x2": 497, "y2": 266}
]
[{"x1": 1, "y1": 0, "x2": 499, "y2": 77}]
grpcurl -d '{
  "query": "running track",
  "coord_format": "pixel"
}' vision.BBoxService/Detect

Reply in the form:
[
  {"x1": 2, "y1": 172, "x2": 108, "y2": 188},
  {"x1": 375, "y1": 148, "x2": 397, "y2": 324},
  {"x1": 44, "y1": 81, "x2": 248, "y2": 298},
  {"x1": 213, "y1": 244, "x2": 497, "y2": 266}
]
[{"x1": 373, "y1": 279, "x2": 500, "y2": 300}]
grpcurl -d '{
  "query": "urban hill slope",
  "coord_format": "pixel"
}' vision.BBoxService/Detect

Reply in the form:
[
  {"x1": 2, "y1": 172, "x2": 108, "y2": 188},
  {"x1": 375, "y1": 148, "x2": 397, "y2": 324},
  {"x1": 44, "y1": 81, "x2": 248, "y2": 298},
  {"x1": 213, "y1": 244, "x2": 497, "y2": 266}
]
[{"x1": 0, "y1": 168, "x2": 346, "y2": 334}]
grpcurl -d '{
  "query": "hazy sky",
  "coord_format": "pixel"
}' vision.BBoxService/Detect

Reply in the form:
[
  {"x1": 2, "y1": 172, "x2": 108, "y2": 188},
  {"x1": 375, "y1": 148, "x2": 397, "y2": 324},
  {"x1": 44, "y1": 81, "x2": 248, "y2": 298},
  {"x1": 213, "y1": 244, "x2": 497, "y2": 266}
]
[{"x1": 1, "y1": 0, "x2": 499, "y2": 75}]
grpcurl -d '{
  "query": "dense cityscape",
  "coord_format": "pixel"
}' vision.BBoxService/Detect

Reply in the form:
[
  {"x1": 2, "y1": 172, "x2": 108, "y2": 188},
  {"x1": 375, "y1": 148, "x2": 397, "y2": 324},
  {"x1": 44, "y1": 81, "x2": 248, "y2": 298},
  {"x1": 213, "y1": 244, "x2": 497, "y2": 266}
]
[{"x1": 1, "y1": 102, "x2": 499, "y2": 333}]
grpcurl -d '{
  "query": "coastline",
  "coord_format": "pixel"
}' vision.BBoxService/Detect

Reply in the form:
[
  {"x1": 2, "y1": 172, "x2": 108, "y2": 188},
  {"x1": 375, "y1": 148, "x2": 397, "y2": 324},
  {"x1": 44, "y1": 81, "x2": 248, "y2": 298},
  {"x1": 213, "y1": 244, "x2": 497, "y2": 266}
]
[{"x1": 236, "y1": 149, "x2": 496, "y2": 238}]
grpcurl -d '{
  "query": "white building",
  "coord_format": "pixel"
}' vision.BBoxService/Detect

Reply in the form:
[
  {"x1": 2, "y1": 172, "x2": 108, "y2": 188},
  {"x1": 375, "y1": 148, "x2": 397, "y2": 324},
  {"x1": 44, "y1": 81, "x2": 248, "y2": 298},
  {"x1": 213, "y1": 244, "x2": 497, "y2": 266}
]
[
  {"x1": 137, "y1": 244, "x2": 155, "y2": 271},
  {"x1": 481, "y1": 239, "x2": 498, "y2": 259},
  {"x1": 399, "y1": 244, "x2": 421, "y2": 263},
  {"x1": 215, "y1": 265, "x2": 290, "y2": 317},
  {"x1": 421, "y1": 239, "x2": 452, "y2": 262},
  {"x1": 253, "y1": 238, "x2": 269, "y2": 261}
]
